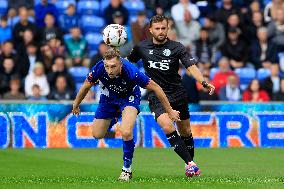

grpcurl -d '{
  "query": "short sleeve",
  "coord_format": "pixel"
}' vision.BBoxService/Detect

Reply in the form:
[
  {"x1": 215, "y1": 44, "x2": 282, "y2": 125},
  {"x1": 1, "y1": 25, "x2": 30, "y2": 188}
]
[
  {"x1": 127, "y1": 45, "x2": 141, "y2": 63},
  {"x1": 133, "y1": 70, "x2": 150, "y2": 88},
  {"x1": 86, "y1": 62, "x2": 103, "y2": 84},
  {"x1": 178, "y1": 43, "x2": 197, "y2": 68}
]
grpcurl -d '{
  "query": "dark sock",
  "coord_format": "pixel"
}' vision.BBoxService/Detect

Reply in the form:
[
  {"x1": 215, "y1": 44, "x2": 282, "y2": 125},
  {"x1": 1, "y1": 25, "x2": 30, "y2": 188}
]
[
  {"x1": 166, "y1": 131, "x2": 192, "y2": 164},
  {"x1": 181, "y1": 134, "x2": 194, "y2": 160},
  {"x1": 123, "y1": 139, "x2": 135, "y2": 168}
]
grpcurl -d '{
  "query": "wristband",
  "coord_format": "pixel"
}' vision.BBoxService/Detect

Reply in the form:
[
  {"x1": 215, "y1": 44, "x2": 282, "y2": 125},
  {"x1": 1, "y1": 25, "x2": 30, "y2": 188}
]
[{"x1": 201, "y1": 81, "x2": 209, "y2": 88}]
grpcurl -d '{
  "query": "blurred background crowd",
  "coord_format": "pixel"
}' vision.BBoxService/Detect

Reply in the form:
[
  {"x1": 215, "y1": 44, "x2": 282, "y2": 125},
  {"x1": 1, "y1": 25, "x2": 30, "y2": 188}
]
[{"x1": 0, "y1": 0, "x2": 284, "y2": 103}]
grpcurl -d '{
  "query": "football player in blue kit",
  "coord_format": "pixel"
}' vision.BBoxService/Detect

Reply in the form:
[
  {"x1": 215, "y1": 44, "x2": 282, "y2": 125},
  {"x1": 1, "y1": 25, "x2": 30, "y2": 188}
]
[{"x1": 72, "y1": 48, "x2": 180, "y2": 181}]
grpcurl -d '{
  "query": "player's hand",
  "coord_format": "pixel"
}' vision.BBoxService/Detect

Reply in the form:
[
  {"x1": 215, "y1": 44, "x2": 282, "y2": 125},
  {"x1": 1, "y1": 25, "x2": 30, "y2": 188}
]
[
  {"x1": 202, "y1": 81, "x2": 215, "y2": 95},
  {"x1": 72, "y1": 106, "x2": 80, "y2": 116},
  {"x1": 168, "y1": 109, "x2": 180, "y2": 122}
]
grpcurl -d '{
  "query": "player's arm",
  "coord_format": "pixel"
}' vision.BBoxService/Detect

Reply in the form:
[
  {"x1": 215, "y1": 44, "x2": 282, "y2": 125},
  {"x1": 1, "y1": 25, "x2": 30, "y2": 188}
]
[
  {"x1": 145, "y1": 79, "x2": 180, "y2": 122},
  {"x1": 187, "y1": 64, "x2": 215, "y2": 95},
  {"x1": 72, "y1": 80, "x2": 93, "y2": 115}
]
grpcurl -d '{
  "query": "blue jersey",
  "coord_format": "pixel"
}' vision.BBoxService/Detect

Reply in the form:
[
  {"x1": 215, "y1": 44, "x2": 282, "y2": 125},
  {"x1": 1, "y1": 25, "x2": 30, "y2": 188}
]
[{"x1": 87, "y1": 58, "x2": 150, "y2": 103}]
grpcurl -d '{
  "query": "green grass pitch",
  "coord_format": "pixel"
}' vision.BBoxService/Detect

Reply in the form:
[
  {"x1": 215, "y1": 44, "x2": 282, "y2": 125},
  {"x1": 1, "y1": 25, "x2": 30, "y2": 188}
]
[{"x1": 0, "y1": 148, "x2": 283, "y2": 189}]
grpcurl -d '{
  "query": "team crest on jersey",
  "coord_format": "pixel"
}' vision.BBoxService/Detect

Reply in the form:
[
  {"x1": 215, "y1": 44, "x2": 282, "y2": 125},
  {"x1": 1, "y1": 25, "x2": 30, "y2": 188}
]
[{"x1": 163, "y1": 49, "x2": 171, "y2": 56}]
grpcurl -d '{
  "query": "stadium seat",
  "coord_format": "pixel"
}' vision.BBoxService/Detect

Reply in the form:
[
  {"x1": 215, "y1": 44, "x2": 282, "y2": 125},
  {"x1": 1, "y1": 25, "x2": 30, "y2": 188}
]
[
  {"x1": 69, "y1": 66, "x2": 90, "y2": 83},
  {"x1": 85, "y1": 32, "x2": 102, "y2": 51},
  {"x1": 123, "y1": 0, "x2": 145, "y2": 16},
  {"x1": 81, "y1": 15, "x2": 105, "y2": 33},
  {"x1": 55, "y1": 0, "x2": 76, "y2": 15},
  {"x1": 0, "y1": 0, "x2": 7, "y2": 15},
  {"x1": 257, "y1": 68, "x2": 271, "y2": 81},
  {"x1": 235, "y1": 67, "x2": 256, "y2": 90},
  {"x1": 77, "y1": 0, "x2": 100, "y2": 15},
  {"x1": 100, "y1": 0, "x2": 110, "y2": 15},
  {"x1": 209, "y1": 67, "x2": 219, "y2": 80}
]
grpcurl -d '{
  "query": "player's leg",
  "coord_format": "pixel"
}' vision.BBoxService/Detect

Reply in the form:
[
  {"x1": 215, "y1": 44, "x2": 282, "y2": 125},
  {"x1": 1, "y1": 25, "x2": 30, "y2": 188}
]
[
  {"x1": 118, "y1": 106, "x2": 138, "y2": 181},
  {"x1": 176, "y1": 119, "x2": 194, "y2": 159},
  {"x1": 92, "y1": 119, "x2": 112, "y2": 139}
]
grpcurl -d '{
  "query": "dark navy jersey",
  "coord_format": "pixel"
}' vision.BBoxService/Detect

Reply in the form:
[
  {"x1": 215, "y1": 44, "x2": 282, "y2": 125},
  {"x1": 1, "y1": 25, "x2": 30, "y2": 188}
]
[
  {"x1": 128, "y1": 39, "x2": 197, "y2": 94},
  {"x1": 87, "y1": 58, "x2": 150, "y2": 102}
]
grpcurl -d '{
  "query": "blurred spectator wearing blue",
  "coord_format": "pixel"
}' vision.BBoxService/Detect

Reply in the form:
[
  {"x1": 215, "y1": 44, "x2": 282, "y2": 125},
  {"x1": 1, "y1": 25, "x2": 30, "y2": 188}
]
[
  {"x1": 28, "y1": 84, "x2": 47, "y2": 100},
  {"x1": 39, "y1": 13, "x2": 63, "y2": 44},
  {"x1": 173, "y1": 8, "x2": 200, "y2": 50},
  {"x1": 13, "y1": 6, "x2": 38, "y2": 50},
  {"x1": 191, "y1": 27, "x2": 216, "y2": 69},
  {"x1": 249, "y1": 27, "x2": 278, "y2": 69},
  {"x1": 214, "y1": 0, "x2": 242, "y2": 27},
  {"x1": 65, "y1": 27, "x2": 89, "y2": 67},
  {"x1": 262, "y1": 64, "x2": 281, "y2": 98},
  {"x1": 104, "y1": 0, "x2": 129, "y2": 25},
  {"x1": 47, "y1": 55, "x2": 75, "y2": 93},
  {"x1": 171, "y1": 0, "x2": 200, "y2": 21},
  {"x1": 34, "y1": 0, "x2": 59, "y2": 27},
  {"x1": 0, "y1": 16, "x2": 12, "y2": 44},
  {"x1": 48, "y1": 75, "x2": 74, "y2": 100},
  {"x1": 89, "y1": 42, "x2": 108, "y2": 69},
  {"x1": 221, "y1": 27, "x2": 249, "y2": 69},
  {"x1": 272, "y1": 77, "x2": 284, "y2": 101},
  {"x1": 59, "y1": 4, "x2": 79, "y2": 34},
  {"x1": 219, "y1": 74, "x2": 242, "y2": 101},
  {"x1": 203, "y1": 14, "x2": 225, "y2": 51},
  {"x1": 131, "y1": 10, "x2": 151, "y2": 45}
]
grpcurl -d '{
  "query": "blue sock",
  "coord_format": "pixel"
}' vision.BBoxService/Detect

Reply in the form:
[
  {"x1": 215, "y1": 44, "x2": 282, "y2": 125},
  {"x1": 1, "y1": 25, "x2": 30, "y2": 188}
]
[{"x1": 123, "y1": 139, "x2": 135, "y2": 168}]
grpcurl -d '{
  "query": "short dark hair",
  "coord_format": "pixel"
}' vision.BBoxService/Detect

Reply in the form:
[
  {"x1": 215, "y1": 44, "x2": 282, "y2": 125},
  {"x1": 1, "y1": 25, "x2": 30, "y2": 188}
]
[
  {"x1": 150, "y1": 15, "x2": 168, "y2": 27},
  {"x1": 103, "y1": 48, "x2": 120, "y2": 60}
]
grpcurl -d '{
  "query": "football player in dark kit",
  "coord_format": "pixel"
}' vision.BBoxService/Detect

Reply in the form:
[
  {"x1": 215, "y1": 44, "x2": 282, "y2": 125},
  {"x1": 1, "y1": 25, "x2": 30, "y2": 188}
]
[{"x1": 128, "y1": 15, "x2": 215, "y2": 177}]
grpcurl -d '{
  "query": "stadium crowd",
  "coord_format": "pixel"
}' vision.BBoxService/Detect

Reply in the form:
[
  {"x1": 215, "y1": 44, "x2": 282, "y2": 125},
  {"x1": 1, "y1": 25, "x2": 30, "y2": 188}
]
[{"x1": 0, "y1": 0, "x2": 283, "y2": 102}]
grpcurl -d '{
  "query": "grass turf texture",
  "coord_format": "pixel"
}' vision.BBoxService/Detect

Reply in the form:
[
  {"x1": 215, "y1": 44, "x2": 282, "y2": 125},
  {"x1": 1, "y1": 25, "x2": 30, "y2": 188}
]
[{"x1": 0, "y1": 148, "x2": 283, "y2": 189}]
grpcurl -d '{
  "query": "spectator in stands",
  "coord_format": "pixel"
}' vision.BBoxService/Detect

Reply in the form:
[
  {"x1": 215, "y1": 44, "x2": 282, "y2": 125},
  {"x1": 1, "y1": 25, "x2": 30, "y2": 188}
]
[
  {"x1": 171, "y1": 0, "x2": 200, "y2": 21},
  {"x1": 59, "y1": 4, "x2": 79, "y2": 33},
  {"x1": 104, "y1": 0, "x2": 129, "y2": 25},
  {"x1": 83, "y1": 89, "x2": 97, "y2": 102},
  {"x1": 267, "y1": 8, "x2": 284, "y2": 48},
  {"x1": 89, "y1": 42, "x2": 108, "y2": 69},
  {"x1": 198, "y1": 75, "x2": 219, "y2": 101},
  {"x1": 221, "y1": 27, "x2": 249, "y2": 69},
  {"x1": 2, "y1": 77, "x2": 25, "y2": 100},
  {"x1": 0, "y1": 16, "x2": 12, "y2": 44},
  {"x1": 272, "y1": 77, "x2": 284, "y2": 101},
  {"x1": 7, "y1": 8, "x2": 17, "y2": 27},
  {"x1": 47, "y1": 38, "x2": 65, "y2": 56},
  {"x1": 13, "y1": 6, "x2": 37, "y2": 50},
  {"x1": 262, "y1": 64, "x2": 281, "y2": 98},
  {"x1": 16, "y1": 28, "x2": 36, "y2": 55},
  {"x1": 40, "y1": 44, "x2": 54, "y2": 73},
  {"x1": 0, "y1": 58, "x2": 19, "y2": 95},
  {"x1": 219, "y1": 74, "x2": 242, "y2": 101},
  {"x1": 0, "y1": 40, "x2": 16, "y2": 64},
  {"x1": 25, "y1": 62, "x2": 50, "y2": 97},
  {"x1": 143, "y1": 0, "x2": 177, "y2": 16},
  {"x1": 249, "y1": 27, "x2": 277, "y2": 69},
  {"x1": 39, "y1": 13, "x2": 63, "y2": 44},
  {"x1": 246, "y1": 11, "x2": 266, "y2": 42},
  {"x1": 28, "y1": 84, "x2": 47, "y2": 100},
  {"x1": 19, "y1": 42, "x2": 43, "y2": 78},
  {"x1": 167, "y1": 17, "x2": 178, "y2": 41},
  {"x1": 204, "y1": 14, "x2": 225, "y2": 51},
  {"x1": 131, "y1": 11, "x2": 151, "y2": 45},
  {"x1": 214, "y1": 0, "x2": 242, "y2": 27},
  {"x1": 211, "y1": 57, "x2": 237, "y2": 94},
  {"x1": 242, "y1": 79, "x2": 270, "y2": 102},
  {"x1": 65, "y1": 27, "x2": 88, "y2": 67},
  {"x1": 264, "y1": 0, "x2": 284, "y2": 23},
  {"x1": 191, "y1": 27, "x2": 216, "y2": 69},
  {"x1": 34, "y1": 0, "x2": 59, "y2": 27},
  {"x1": 173, "y1": 8, "x2": 200, "y2": 50},
  {"x1": 48, "y1": 75, "x2": 74, "y2": 100},
  {"x1": 47, "y1": 55, "x2": 75, "y2": 93}
]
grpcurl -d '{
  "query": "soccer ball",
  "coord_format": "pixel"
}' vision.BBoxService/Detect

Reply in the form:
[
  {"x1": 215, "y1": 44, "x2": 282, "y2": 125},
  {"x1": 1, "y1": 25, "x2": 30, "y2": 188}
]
[{"x1": 102, "y1": 24, "x2": 127, "y2": 47}]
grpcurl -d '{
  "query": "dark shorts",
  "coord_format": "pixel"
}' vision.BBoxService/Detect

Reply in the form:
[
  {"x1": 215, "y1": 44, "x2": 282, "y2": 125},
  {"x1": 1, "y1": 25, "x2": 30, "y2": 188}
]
[{"x1": 148, "y1": 93, "x2": 190, "y2": 120}]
